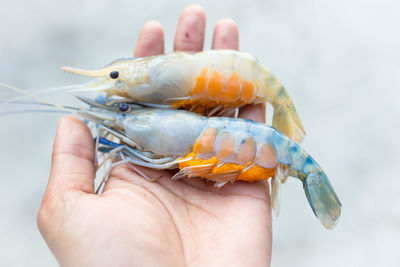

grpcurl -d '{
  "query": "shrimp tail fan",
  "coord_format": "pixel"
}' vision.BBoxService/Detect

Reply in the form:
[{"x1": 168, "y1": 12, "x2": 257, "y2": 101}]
[{"x1": 303, "y1": 172, "x2": 341, "y2": 229}]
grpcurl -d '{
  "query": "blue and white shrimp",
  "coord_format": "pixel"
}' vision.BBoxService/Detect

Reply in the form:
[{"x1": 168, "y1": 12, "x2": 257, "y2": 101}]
[
  {"x1": 0, "y1": 83, "x2": 341, "y2": 229},
  {"x1": 67, "y1": 96, "x2": 340, "y2": 229}
]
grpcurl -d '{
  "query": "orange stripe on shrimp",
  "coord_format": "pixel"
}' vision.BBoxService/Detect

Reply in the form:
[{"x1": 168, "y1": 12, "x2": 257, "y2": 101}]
[{"x1": 178, "y1": 128, "x2": 273, "y2": 183}]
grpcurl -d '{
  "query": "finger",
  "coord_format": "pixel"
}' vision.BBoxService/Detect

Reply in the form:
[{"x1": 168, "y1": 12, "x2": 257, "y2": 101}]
[
  {"x1": 174, "y1": 5, "x2": 206, "y2": 52},
  {"x1": 212, "y1": 19, "x2": 239, "y2": 50},
  {"x1": 47, "y1": 116, "x2": 95, "y2": 197},
  {"x1": 238, "y1": 103, "x2": 266, "y2": 123},
  {"x1": 134, "y1": 20, "x2": 164, "y2": 57}
]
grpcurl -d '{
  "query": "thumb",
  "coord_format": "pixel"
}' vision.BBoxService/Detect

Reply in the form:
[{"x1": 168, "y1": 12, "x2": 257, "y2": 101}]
[{"x1": 46, "y1": 116, "x2": 95, "y2": 198}]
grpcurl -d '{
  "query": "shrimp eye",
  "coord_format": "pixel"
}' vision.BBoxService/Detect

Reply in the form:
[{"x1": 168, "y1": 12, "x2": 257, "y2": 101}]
[
  {"x1": 110, "y1": 71, "x2": 119, "y2": 79},
  {"x1": 118, "y1": 103, "x2": 129, "y2": 112}
]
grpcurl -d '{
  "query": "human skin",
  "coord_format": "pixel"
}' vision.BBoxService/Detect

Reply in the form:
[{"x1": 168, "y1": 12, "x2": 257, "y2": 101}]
[{"x1": 37, "y1": 5, "x2": 272, "y2": 267}]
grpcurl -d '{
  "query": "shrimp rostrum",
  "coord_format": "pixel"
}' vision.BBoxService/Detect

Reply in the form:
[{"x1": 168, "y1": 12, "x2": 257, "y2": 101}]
[
  {"x1": 61, "y1": 50, "x2": 306, "y2": 142},
  {"x1": 79, "y1": 103, "x2": 340, "y2": 229}
]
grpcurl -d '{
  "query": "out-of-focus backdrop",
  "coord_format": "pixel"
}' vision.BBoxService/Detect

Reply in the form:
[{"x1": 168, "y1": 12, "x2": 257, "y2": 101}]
[{"x1": 0, "y1": 0, "x2": 399, "y2": 266}]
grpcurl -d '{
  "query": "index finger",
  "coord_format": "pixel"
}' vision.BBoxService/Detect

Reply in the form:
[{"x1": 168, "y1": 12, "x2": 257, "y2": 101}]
[{"x1": 134, "y1": 20, "x2": 165, "y2": 57}]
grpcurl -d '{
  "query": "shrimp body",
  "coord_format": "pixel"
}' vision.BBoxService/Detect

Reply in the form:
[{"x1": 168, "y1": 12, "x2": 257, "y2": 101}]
[
  {"x1": 177, "y1": 117, "x2": 307, "y2": 182},
  {"x1": 62, "y1": 50, "x2": 305, "y2": 142},
  {"x1": 0, "y1": 80, "x2": 340, "y2": 229},
  {"x1": 79, "y1": 106, "x2": 340, "y2": 229},
  {"x1": 0, "y1": 75, "x2": 339, "y2": 229}
]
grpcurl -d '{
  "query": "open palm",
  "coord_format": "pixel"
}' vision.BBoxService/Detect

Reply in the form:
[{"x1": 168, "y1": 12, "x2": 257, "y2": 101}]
[{"x1": 38, "y1": 6, "x2": 272, "y2": 266}]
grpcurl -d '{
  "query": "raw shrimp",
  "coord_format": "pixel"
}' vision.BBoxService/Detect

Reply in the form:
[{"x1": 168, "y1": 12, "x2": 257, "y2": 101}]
[
  {"x1": 80, "y1": 100, "x2": 340, "y2": 229},
  {"x1": 61, "y1": 50, "x2": 306, "y2": 142},
  {"x1": 0, "y1": 83, "x2": 340, "y2": 229}
]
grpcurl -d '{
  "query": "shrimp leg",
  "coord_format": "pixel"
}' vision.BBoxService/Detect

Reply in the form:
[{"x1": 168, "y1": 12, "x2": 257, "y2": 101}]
[
  {"x1": 97, "y1": 137, "x2": 177, "y2": 165},
  {"x1": 96, "y1": 137, "x2": 178, "y2": 169},
  {"x1": 95, "y1": 147, "x2": 169, "y2": 194}
]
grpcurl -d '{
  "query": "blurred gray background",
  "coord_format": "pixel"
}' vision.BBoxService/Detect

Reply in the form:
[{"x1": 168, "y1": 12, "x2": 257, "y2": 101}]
[{"x1": 0, "y1": 0, "x2": 399, "y2": 266}]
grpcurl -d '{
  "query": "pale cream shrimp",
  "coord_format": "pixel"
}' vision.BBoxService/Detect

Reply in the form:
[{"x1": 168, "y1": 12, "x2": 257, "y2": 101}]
[{"x1": 62, "y1": 50, "x2": 306, "y2": 142}]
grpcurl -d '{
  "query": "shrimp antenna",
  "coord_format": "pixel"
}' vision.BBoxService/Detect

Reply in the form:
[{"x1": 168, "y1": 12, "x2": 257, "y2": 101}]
[
  {"x1": 0, "y1": 109, "x2": 69, "y2": 117},
  {"x1": 0, "y1": 82, "x2": 115, "y2": 107},
  {"x1": 0, "y1": 84, "x2": 84, "y2": 106},
  {"x1": 0, "y1": 82, "x2": 74, "y2": 114}
]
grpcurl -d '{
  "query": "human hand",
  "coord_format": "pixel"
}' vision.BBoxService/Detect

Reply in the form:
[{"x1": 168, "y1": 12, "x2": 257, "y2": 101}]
[{"x1": 38, "y1": 5, "x2": 272, "y2": 267}]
